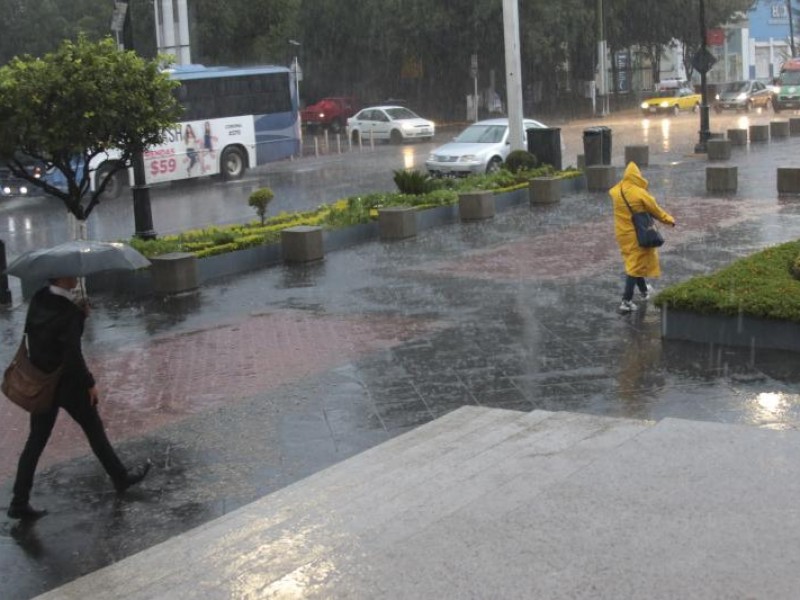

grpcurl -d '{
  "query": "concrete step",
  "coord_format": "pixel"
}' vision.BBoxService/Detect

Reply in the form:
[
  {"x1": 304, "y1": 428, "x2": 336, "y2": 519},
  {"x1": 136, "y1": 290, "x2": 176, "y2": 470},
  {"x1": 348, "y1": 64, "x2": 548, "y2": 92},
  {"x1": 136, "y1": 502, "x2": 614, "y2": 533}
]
[
  {"x1": 40, "y1": 411, "x2": 800, "y2": 599},
  {"x1": 37, "y1": 407, "x2": 652, "y2": 599}
]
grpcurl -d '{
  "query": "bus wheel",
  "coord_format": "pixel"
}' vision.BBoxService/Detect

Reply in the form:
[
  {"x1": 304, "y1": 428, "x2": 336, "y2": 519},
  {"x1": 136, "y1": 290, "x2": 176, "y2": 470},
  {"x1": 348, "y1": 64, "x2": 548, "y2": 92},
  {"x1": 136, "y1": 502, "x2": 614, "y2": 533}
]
[
  {"x1": 97, "y1": 165, "x2": 124, "y2": 200},
  {"x1": 221, "y1": 147, "x2": 245, "y2": 180}
]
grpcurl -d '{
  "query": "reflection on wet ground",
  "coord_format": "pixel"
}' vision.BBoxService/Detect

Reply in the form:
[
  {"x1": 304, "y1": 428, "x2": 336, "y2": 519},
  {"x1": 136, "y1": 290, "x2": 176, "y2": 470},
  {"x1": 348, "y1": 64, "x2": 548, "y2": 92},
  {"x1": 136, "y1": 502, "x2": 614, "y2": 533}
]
[{"x1": 2, "y1": 118, "x2": 800, "y2": 599}]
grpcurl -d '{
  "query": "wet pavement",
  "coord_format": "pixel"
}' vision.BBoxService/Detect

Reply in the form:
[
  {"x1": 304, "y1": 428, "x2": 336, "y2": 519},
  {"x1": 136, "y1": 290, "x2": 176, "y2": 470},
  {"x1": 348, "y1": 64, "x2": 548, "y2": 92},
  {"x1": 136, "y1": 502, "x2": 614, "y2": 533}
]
[{"x1": 2, "y1": 118, "x2": 800, "y2": 598}]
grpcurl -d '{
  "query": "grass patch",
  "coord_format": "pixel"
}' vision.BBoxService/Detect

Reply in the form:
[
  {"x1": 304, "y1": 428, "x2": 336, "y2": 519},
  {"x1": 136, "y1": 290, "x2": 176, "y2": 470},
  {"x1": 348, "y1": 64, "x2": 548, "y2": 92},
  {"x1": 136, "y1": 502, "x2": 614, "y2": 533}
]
[
  {"x1": 128, "y1": 165, "x2": 582, "y2": 259},
  {"x1": 654, "y1": 240, "x2": 800, "y2": 323}
]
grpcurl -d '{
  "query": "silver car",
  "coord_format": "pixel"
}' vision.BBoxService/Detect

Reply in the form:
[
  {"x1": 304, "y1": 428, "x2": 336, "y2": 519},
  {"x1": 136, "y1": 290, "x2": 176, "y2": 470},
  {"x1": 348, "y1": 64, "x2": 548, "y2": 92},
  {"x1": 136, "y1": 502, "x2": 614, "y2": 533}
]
[{"x1": 425, "y1": 118, "x2": 546, "y2": 176}]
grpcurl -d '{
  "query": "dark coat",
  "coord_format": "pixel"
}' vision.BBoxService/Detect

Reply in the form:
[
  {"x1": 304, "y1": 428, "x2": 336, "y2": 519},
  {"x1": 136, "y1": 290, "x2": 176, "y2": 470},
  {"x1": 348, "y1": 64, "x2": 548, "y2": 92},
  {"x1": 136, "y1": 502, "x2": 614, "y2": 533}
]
[{"x1": 25, "y1": 287, "x2": 95, "y2": 394}]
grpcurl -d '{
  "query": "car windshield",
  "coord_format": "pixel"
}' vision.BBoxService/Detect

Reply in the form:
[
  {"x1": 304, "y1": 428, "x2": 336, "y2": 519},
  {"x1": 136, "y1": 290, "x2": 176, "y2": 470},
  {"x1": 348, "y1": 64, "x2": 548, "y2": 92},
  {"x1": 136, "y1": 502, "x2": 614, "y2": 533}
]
[
  {"x1": 721, "y1": 81, "x2": 749, "y2": 93},
  {"x1": 779, "y1": 71, "x2": 800, "y2": 85},
  {"x1": 454, "y1": 124, "x2": 506, "y2": 143},
  {"x1": 385, "y1": 107, "x2": 418, "y2": 120}
]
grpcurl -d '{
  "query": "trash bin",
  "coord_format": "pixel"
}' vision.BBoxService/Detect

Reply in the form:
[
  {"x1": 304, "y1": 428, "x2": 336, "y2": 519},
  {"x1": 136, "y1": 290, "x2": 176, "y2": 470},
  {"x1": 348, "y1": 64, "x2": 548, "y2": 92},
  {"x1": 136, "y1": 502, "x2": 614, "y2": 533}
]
[
  {"x1": 583, "y1": 126, "x2": 612, "y2": 166},
  {"x1": 527, "y1": 127, "x2": 562, "y2": 171}
]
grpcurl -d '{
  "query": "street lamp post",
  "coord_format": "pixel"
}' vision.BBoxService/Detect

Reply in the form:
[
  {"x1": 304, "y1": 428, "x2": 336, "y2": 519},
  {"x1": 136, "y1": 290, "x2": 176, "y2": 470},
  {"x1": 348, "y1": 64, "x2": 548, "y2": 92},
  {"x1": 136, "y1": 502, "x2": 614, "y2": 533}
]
[
  {"x1": 695, "y1": 0, "x2": 712, "y2": 153},
  {"x1": 120, "y1": 0, "x2": 157, "y2": 240},
  {"x1": 788, "y1": 0, "x2": 796, "y2": 57}
]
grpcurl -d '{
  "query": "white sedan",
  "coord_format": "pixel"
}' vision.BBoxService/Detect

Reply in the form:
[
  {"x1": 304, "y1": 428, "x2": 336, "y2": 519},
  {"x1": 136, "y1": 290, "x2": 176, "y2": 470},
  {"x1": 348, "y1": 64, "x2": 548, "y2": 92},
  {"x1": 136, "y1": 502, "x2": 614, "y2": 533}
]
[
  {"x1": 347, "y1": 106, "x2": 435, "y2": 144},
  {"x1": 425, "y1": 118, "x2": 546, "y2": 176}
]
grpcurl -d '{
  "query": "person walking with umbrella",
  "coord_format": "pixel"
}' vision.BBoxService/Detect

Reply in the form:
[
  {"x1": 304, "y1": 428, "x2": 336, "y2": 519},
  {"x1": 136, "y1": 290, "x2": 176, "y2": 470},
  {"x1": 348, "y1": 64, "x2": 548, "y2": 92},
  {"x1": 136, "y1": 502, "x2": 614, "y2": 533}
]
[{"x1": 4, "y1": 242, "x2": 152, "y2": 520}]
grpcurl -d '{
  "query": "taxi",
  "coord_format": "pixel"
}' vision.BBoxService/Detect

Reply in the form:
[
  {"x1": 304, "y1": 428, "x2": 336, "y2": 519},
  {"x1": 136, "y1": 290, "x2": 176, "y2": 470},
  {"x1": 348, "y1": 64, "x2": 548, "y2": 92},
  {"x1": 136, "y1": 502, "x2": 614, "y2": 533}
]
[{"x1": 640, "y1": 86, "x2": 701, "y2": 116}]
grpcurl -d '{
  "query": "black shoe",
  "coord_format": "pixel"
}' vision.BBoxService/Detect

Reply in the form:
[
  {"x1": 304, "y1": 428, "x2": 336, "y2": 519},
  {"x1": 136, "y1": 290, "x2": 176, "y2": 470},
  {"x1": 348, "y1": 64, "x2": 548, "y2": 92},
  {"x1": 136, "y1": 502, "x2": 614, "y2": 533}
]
[
  {"x1": 7, "y1": 504, "x2": 48, "y2": 520},
  {"x1": 114, "y1": 461, "x2": 151, "y2": 494}
]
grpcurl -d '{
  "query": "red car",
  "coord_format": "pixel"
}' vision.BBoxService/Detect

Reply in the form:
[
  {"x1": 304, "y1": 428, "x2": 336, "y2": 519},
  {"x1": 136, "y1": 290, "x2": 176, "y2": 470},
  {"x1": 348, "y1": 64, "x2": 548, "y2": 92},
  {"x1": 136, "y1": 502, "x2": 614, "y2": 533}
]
[{"x1": 301, "y1": 97, "x2": 359, "y2": 134}]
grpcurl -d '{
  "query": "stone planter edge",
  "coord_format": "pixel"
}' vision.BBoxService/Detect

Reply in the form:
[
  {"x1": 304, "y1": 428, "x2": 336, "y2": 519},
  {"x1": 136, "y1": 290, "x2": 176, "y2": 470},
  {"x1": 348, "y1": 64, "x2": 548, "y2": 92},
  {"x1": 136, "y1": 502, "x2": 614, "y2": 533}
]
[{"x1": 660, "y1": 307, "x2": 800, "y2": 353}]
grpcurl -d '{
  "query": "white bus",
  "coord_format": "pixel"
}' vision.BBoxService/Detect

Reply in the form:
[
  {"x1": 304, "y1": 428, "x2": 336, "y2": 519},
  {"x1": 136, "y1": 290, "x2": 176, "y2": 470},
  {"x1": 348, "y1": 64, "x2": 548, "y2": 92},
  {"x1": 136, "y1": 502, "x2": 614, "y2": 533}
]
[{"x1": 90, "y1": 64, "x2": 300, "y2": 198}]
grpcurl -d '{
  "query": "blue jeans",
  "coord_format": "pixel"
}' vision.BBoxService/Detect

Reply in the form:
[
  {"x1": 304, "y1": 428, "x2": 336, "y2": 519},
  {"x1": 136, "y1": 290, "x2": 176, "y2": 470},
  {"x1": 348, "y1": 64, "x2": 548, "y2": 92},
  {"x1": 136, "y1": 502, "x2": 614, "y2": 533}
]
[{"x1": 623, "y1": 275, "x2": 648, "y2": 302}]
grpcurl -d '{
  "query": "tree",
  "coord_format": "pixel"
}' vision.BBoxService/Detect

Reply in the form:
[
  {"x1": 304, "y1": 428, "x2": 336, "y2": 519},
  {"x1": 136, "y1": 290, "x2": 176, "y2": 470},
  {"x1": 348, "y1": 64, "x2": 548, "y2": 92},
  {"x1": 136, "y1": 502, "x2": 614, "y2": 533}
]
[{"x1": 0, "y1": 36, "x2": 181, "y2": 221}]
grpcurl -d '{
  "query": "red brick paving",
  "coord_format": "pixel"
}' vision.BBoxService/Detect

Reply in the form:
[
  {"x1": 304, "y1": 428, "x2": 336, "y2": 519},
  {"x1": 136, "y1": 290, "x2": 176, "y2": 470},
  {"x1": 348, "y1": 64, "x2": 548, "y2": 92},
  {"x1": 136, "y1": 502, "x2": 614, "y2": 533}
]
[{"x1": 0, "y1": 310, "x2": 436, "y2": 482}]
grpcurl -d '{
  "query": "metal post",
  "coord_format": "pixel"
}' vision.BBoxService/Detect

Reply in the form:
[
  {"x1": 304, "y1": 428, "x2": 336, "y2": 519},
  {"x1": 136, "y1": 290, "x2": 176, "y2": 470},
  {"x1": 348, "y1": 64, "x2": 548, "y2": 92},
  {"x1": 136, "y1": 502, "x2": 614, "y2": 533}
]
[
  {"x1": 0, "y1": 239, "x2": 12, "y2": 305},
  {"x1": 695, "y1": 0, "x2": 712, "y2": 153},
  {"x1": 122, "y1": 1, "x2": 157, "y2": 240},
  {"x1": 502, "y1": 0, "x2": 525, "y2": 151},
  {"x1": 596, "y1": 0, "x2": 609, "y2": 116},
  {"x1": 789, "y1": 0, "x2": 796, "y2": 57}
]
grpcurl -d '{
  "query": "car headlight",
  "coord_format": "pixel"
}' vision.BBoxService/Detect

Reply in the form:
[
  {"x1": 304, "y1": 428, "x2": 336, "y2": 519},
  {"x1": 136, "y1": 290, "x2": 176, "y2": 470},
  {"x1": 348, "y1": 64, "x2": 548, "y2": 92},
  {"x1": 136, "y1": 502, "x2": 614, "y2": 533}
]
[
  {"x1": 401, "y1": 123, "x2": 414, "y2": 132},
  {"x1": 2, "y1": 186, "x2": 10, "y2": 195},
  {"x1": 736, "y1": 93, "x2": 747, "y2": 101},
  {"x1": 20, "y1": 186, "x2": 28, "y2": 194},
  {"x1": 318, "y1": 112, "x2": 325, "y2": 118},
  {"x1": 715, "y1": 94, "x2": 720, "y2": 100},
  {"x1": 458, "y1": 155, "x2": 477, "y2": 163},
  {"x1": 427, "y1": 154, "x2": 436, "y2": 161},
  {"x1": 659, "y1": 101, "x2": 669, "y2": 107},
  {"x1": 640, "y1": 102, "x2": 649, "y2": 109}
]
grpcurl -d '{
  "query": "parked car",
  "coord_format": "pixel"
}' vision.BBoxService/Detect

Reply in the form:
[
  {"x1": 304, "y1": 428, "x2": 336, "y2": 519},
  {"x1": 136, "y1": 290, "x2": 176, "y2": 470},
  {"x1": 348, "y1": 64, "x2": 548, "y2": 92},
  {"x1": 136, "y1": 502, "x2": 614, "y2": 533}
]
[
  {"x1": 713, "y1": 80, "x2": 772, "y2": 113},
  {"x1": 640, "y1": 87, "x2": 701, "y2": 116},
  {"x1": 425, "y1": 117, "x2": 546, "y2": 177},
  {"x1": 301, "y1": 97, "x2": 359, "y2": 134},
  {"x1": 347, "y1": 106, "x2": 435, "y2": 144},
  {"x1": 0, "y1": 160, "x2": 43, "y2": 198}
]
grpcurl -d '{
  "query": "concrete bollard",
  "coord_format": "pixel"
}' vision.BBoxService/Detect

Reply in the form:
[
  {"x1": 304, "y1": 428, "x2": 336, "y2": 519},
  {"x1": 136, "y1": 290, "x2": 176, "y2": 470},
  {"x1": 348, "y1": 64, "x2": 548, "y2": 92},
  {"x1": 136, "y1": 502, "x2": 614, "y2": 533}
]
[
  {"x1": 706, "y1": 139, "x2": 731, "y2": 161},
  {"x1": 624, "y1": 145, "x2": 649, "y2": 167},
  {"x1": 378, "y1": 207, "x2": 417, "y2": 240},
  {"x1": 727, "y1": 128, "x2": 747, "y2": 146},
  {"x1": 770, "y1": 120, "x2": 790, "y2": 138},
  {"x1": 585, "y1": 165, "x2": 616, "y2": 191},
  {"x1": 749, "y1": 124, "x2": 770, "y2": 143},
  {"x1": 458, "y1": 191, "x2": 495, "y2": 221},
  {"x1": 777, "y1": 168, "x2": 800, "y2": 194},
  {"x1": 706, "y1": 166, "x2": 738, "y2": 193},
  {"x1": 790, "y1": 118, "x2": 800, "y2": 136},
  {"x1": 281, "y1": 226, "x2": 324, "y2": 263},
  {"x1": 150, "y1": 252, "x2": 198, "y2": 295},
  {"x1": 529, "y1": 177, "x2": 561, "y2": 205}
]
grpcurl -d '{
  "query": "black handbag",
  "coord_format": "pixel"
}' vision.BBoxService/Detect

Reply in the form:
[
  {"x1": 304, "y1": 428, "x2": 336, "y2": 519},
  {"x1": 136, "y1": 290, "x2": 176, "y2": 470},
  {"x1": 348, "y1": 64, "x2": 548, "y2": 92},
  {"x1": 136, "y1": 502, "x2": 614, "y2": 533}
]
[
  {"x1": 621, "y1": 187, "x2": 664, "y2": 248},
  {"x1": 1, "y1": 336, "x2": 62, "y2": 414}
]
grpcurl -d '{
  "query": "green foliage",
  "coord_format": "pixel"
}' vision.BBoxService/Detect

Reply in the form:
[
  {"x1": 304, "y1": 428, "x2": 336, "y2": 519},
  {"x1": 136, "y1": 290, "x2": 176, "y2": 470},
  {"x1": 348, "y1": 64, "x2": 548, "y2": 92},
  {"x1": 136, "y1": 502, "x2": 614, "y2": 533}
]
[
  {"x1": 654, "y1": 241, "x2": 800, "y2": 323},
  {"x1": 0, "y1": 35, "x2": 180, "y2": 220},
  {"x1": 504, "y1": 150, "x2": 538, "y2": 173},
  {"x1": 248, "y1": 187, "x2": 275, "y2": 225},
  {"x1": 393, "y1": 169, "x2": 435, "y2": 195},
  {"x1": 792, "y1": 254, "x2": 800, "y2": 280}
]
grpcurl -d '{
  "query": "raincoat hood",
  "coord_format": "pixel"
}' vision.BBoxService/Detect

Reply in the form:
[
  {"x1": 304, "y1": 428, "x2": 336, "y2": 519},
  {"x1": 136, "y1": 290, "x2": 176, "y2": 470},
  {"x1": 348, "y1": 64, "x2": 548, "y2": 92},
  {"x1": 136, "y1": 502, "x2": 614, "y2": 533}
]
[{"x1": 622, "y1": 162, "x2": 648, "y2": 190}]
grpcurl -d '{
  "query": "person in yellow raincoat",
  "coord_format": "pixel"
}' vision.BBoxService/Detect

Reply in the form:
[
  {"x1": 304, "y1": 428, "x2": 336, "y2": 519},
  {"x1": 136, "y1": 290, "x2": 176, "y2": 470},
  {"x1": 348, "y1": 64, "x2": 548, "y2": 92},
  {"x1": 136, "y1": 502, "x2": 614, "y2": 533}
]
[{"x1": 609, "y1": 162, "x2": 676, "y2": 313}]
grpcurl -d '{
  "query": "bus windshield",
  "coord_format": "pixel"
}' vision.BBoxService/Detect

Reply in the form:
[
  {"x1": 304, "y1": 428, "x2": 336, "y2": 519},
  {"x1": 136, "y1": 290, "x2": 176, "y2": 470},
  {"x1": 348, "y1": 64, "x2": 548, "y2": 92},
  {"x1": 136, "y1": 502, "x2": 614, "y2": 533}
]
[{"x1": 779, "y1": 70, "x2": 800, "y2": 86}]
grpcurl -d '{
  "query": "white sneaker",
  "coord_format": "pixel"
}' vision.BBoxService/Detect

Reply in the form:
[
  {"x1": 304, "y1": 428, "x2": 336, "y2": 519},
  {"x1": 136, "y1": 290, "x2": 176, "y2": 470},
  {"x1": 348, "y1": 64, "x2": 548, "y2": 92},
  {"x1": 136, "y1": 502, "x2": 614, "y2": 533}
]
[
  {"x1": 618, "y1": 300, "x2": 638, "y2": 313},
  {"x1": 640, "y1": 284, "x2": 654, "y2": 301}
]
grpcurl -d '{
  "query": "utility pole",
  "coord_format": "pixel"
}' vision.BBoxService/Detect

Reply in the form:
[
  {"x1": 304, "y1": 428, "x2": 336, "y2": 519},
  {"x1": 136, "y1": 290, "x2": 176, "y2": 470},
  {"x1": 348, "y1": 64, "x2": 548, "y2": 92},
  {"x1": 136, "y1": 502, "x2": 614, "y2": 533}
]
[
  {"x1": 597, "y1": 0, "x2": 609, "y2": 116},
  {"x1": 120, "y1": 1, "x2": 157, "y2": 239},
  {"x1": 502, "y1": 0, "x2": 525, "y2": 151},
  {"x1": 789, "y1": 0, "x2": 796, "y2": 57}
]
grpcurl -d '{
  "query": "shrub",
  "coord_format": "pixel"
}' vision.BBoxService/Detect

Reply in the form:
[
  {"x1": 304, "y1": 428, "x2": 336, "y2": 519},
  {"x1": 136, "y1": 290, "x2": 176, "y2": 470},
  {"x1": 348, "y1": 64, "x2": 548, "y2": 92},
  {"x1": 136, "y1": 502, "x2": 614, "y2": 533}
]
[
  {"x1": 504, "y1": 150, "x2": 538, "y2": 173},
  {"x1": 792, "y1": 254, "x2": 800, "y2": 280},
  {"x1": 248, "y1": 187, "x2": 275, "y2": 225},
  {"x1": 393, "y1": 169, "x2": 434, "y2": 195}
]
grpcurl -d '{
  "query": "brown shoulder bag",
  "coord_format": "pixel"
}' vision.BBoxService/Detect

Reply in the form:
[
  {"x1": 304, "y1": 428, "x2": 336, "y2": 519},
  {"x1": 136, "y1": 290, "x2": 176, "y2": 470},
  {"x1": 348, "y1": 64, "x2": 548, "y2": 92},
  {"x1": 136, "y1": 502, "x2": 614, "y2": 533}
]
[{"x1": 1, "y1": 336, "x2": 62, "y2": 414}]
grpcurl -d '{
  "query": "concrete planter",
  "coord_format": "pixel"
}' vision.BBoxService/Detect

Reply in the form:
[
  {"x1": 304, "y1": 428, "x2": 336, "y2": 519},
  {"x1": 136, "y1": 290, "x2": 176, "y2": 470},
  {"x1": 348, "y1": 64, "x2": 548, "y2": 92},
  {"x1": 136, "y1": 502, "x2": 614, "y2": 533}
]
[
  {"x1": 529, "y1": 177, "x2": 561, "y2": 205},
  {"x1": 749, "y1": 124, "x2": 769, "y2": 143},
  {"x1": 378, "y1": 207, "x2": 417, "y2": 240},
  {"x1": 586, "y1": 165, "x2": 616, "y2": 191},
  {"x1": 727, "y1": 129, "x2": 747, "y2": 146},
  {"x1": 281, "y1": 226, "x2": 324, "y2": 263},
  {"x1": 661, "y1": 308, "x2": 800, "y2": 353},
  {"x1": 150, "y1": 252, "x2": 198, "y2": 295},
  {"x1": 770, "y1": 120, "x2": 790, "y2": 139},
  {"x1": 706, "y1": 166, "x2": 737, "y2": 193},
  {"x1": 77, "y1": 175, "x2": 587, "y2": 299},
  {"x1": 624, "y1": 145, "x2": 649, "y2": 167},
  {"x1": 706, "y1": 139, "x2": 731, "y2": 161},
  {"x1": 777, "y1": 168, "x2": 800, "y2": 194},
  {"x1": 790, "y1": 117, "x2": 800, "y2": 136},
  {"x1": 458, "y1": 191, "x2": 495, "y2": 221}
]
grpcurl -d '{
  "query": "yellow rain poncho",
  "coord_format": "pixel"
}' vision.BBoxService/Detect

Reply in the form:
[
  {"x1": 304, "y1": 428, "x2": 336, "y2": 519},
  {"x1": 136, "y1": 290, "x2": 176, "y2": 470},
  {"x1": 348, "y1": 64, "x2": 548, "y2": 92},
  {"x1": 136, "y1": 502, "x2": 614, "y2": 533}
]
[{"x1": 609, "y1": 162, "x2": 675, "y2": 278}]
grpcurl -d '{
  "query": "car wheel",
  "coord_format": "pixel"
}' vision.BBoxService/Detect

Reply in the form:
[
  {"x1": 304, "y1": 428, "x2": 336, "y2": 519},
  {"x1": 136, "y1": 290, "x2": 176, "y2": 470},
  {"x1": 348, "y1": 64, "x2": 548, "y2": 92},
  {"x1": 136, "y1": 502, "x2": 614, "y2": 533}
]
[
  {"x1": 766, "y1": 98, "x2": 773, "y2": 112},
  {"x1": 220, "y1": 146, "x2": 246, "y2": 180},
  {"x1": 486, "y1": 157, "x2": 502, "y2": 174},
  {"x1": 96, "y1": 164, "x2": 125, "y2": 200},
  {"x1": 390, "y1": 130, "x2": 403, "y2": 144},
  {"x1": 744, "y1": 101, "x2": 752, "y2": 113},
  {"x1": 329, "y1": 119, "x2": 342, "y2": 134},
  {"x1": 672, "y1": 105, "x2": 680, "y2": 116},
  {"x1": 692, "y1": 102, "x2": 699, "y2": 113}
]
